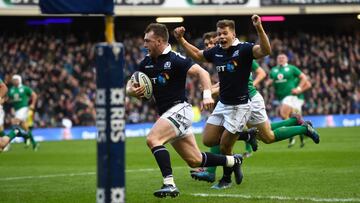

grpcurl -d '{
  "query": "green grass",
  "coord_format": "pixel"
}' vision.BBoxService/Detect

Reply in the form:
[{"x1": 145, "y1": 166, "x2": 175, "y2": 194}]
[{"x1": 0, "y1": 127, "x2": 360, "y2": 203}]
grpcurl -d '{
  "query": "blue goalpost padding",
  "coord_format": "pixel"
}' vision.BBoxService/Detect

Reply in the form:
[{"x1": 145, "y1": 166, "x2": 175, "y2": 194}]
[{"x1": 95, "y1": 43, "x2": 125, "y2": 203}]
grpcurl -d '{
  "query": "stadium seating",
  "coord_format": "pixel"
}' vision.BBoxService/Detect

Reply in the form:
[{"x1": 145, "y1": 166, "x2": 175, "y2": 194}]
[{"x1": 0, "y1": 31, "x2": 359, "y2": 127}]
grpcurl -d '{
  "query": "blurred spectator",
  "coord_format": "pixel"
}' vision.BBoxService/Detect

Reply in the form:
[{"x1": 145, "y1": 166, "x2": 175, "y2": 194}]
[{"x1": 0, "y1": 31, "x2": 358, "y2": 127}]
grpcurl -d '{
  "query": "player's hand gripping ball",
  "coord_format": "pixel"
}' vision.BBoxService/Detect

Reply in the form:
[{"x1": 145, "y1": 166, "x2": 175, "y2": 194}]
[{"x1": 130, "y1": 71, "x2": 153, "y2": 100}]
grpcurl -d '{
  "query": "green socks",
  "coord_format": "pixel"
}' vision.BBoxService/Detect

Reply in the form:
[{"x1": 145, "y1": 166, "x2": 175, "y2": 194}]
[
  {"x1": 274, "y1": 126, "x2": 307, "y2": 141},
  {"x1": 271, "y1": 117, "x2": 298, "y2": 130},
  {"x1": 6, "y1": 129, "x2": 18, "y2": 140},
  {"x1": 206, "y1": 145, "x2": 221, "y2": 174},
  {"x1": 28, "y1": 130, "x2": 37, "y2": 147},
  {"x1": 245, "y1": 143, "x2": 252, "y2": 153},
  {"x1": 0, "y1": 130, "x2": 5, "y2": 137}
]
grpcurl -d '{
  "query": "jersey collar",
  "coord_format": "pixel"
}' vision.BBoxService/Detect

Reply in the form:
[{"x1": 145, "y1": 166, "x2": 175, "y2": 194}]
[
  {"x1": 161, "y1": 44, "x2": 171, "y2": 55},
  {"x1": 231, "y1": 38, "x2": 240, "y2": 46},
  {"x1": 146, "y1": 44, "x2": 171, "y2": 57},
  {"x1": 280, "y1": 63, "x2": 289, "y2": 68}
]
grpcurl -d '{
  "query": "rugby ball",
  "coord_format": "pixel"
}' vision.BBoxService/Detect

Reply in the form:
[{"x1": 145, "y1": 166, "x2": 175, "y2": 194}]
[{"x1": 130, "y1": 71, "x2": 153, "y2": 100}]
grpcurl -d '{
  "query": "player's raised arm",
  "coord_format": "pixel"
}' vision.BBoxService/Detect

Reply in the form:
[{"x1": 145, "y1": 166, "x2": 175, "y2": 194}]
[
  {"x1": 174, "y1": 27, "x2": 207, "y2": 63},
  {"x1": 187, "y1": 64, "x2": 214, "y2": 111},
  {"x1": 251, "y1": 15, "x2": 272, "y2": 59}
]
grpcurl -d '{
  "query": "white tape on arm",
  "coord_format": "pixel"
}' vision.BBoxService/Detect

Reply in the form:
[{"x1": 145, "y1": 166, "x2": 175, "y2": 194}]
[{"x1": 203, "y1": 89, "x2": 212, "y2": 99}]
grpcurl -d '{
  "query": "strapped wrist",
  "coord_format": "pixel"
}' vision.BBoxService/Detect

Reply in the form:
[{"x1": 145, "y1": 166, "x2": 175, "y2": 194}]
[{"x1": 203, "y1": 89, "x2": 212, "y2": 99}]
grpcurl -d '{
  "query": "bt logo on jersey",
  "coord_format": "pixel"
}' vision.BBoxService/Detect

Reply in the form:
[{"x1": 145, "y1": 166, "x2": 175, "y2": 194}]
[
  {"x1": 216, "y1": 60, "x2": 237, "y2": 73},
  {"x1": 150, "y1": 72, "x2": 170, "y2": 85}
]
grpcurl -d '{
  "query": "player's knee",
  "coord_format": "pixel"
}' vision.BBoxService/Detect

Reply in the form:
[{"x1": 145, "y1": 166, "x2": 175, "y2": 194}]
[
  {"x1": 202, "y1": 139, "x2": 212, "y2": 147},
  {"x1": 202, "y1": 137, "x2": 218, "y2": 147},
  {"x1": 260, "y1": 131, "x2": 275, "y2": 144},
  {"x1": 0, "y1": 141, "x2": 6, "y2": 149},
  {"x1": 262, "y1": 137, "x2": 273, "y2": 144},
  {"x1": 146, "y1": 135, "x2": 159, "y2": 149}
]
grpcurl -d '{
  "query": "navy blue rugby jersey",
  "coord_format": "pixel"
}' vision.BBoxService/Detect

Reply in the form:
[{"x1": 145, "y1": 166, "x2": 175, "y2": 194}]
[
  {"x1": 203, "y1": 39, "x2": 254, "y2": 105},
  {"x1": 138, "y1": 45, "x2": 194, "y2": 115}
]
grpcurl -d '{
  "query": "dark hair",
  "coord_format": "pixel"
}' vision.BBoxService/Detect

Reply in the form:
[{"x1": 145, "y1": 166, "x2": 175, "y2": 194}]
[
  {"x1": 216, "y1": 19, "x2": 235, "y2": 32},
  {"x1": 145, "y1": 23, "x2": 169, "y2": 42},
  {"x1": 202, "y1": 31, "x2": 217, "y2": 41}
]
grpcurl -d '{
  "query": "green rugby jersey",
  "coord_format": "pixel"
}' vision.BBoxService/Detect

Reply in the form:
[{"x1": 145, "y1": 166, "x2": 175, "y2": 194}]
[
  {"x1": 269, "y1": 64, "x2": 302, "y2": 100},
  {"x1": 294, "y1": 77, "x2": 305, "y2": 100},
  {"x1": 248, "y1": 60, "x2": 260, "y2": 98},
  {"x1": 8, "y1": 85, "x2": 33, "y2": 110}
]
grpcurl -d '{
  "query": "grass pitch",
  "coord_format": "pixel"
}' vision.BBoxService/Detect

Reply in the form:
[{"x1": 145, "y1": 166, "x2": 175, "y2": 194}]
[{"x1": 0, "y1": 127, "x2": 360, "y2": 203}]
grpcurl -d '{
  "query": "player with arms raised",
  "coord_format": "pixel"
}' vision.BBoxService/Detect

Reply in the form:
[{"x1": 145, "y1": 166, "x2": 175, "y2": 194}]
[
  {"x1": 174, "y1": 15, "x2": 320, "y2": 188},
  {"x1": 126, "y1": 23, "x2": 244, "y2": 198}
]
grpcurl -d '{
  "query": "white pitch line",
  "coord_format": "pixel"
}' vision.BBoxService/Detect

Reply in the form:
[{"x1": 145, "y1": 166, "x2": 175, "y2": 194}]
[
  {"x1": 126, "y1": 166, "x2": 185, "y2": 173},
  {"x1": 0, "y1": 166, "x2": 187, "y2": 181},
  {"x1": 0, "y1": 172, "x2": 96, "y2": 181},
  {"x1": 192, "y1": 193, "x2": 360, "y2": 203}
]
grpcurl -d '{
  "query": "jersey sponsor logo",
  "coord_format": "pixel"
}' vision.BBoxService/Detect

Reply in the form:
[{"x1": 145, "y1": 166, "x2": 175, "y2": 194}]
[
  {"x1": 13, "y1": 93, "x2": 21, "y2": 101},
  {"x1": 285, "y1": 67, "x2": 290, "y2": 71},
  {"x1": 216, "y1": 65, "x2": 226, "y2": 72},
  {"x1": 226, "y1": 63, "x2": 235, "y2": 72},
  {"x1": 215, "y1": 54, "x2": 223, "y2": 57},
  {"x1": 275, "y1": 73, "x2": 287, "y2": 83},
  {"x1": 216, "y1": 60, "x2": 238, "y2": 73},
  {"x1": 145, "y1": 65, "x2": 154, "y2": 69},
  {"x1": 164, "y1": 61, "x2": 172, "y2": 69},
  {"x1": 150, "y1": 72, "x2": 170, "y2": 85}
]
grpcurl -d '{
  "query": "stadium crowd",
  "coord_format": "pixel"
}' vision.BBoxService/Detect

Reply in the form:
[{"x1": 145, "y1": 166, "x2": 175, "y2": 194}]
[{"x1": 0, "y1": 31, "x2": 359, "y2": 127}]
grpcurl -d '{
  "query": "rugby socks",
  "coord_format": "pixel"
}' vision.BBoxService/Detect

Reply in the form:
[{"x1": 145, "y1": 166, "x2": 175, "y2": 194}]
[
  {"x1": 200, "y1": 152, "x2": 227, "y2": 167},
  {"x1": 274, "y1": 126, "x2": 307, "y2": 141},
  {"x1": 151, "y1": 145, "x2": 173, "y2": 182},
  {"x1": 270, "y1": 117, "x2": 298, "y2": 130},
  {"x1": 245, "y1": 143, "x2": 252, "y2": 153},
  {"x1": 0, "y1": 130, "x2": 5, "y2": 137},
  {"x1": 222, "y1": 166, "x2": 233, "y2": 182},
  {"x1": 237, "y1": 131, "x2": 251, "y2": 141},
  {"x1": 6, "y1": 129, "x2": 17, "y2": 140},
  {"x1": 28, "y1": 131, "x2": 37, "y2": 147},
  {"x1": 163, "y1": 175, "x2": 175, "y2": 187},
  {"x1": 300, "y1": 134, "x2": 305, "y2": 144},
  {"x1": 206, "y1": 146, "x2": 221, "y2": 174}
]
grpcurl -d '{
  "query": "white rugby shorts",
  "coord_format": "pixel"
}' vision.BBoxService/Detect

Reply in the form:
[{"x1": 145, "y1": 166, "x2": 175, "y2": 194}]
[
  {"x1": 207, "y1": 101, "x2": 251, "y2": 134},
  {"x1": 248, "y1": 92, "x2": 268, "y2": 125},
  {"x1": 0, "y1": 105, "x2": 4, "y2": 126},
  {"x1": 15, "y1": 107, "x2": 29, "y2": 122},
  {"x1": 281, "y1": 95, "x2": 304, "y2": 113},
  {"x1": 161, "y1": 102, "x2": 193, "y2": 141}
]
